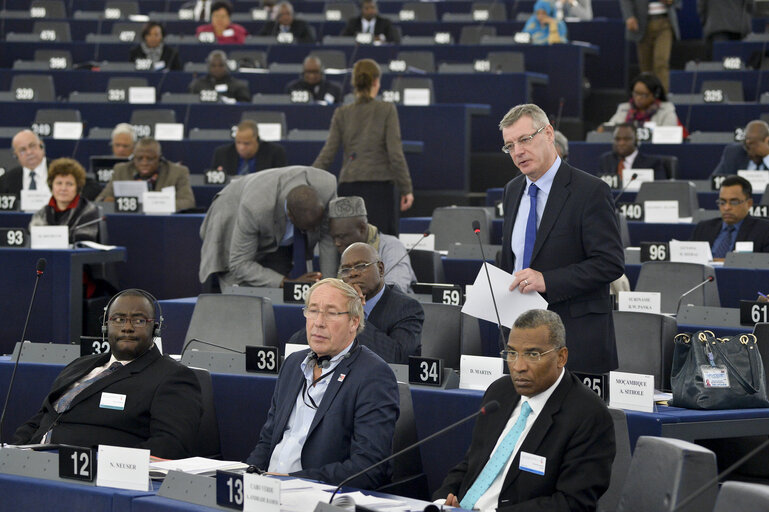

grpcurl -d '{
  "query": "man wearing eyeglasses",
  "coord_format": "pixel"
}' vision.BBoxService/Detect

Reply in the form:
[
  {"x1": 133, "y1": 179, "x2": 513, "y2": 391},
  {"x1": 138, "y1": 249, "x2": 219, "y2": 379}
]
[
  {"x1": 434, "y1": 309, "x2": 614, "y2": 511},
  {"x1": 13, "y1": 289, "x2": 203, "y2": 459},
  {"x1": 691, "y1": 175, "x2": 769, "y2": 257},
  {"x1": 0, "y1": 129, "x2": 51, "y2": 198},
  {"x1": 711, "y1": 120, "x2": 769, "y2": 176},
  {"x1": 247, "y1": 278, "x2": 399, "y2": 489},
  {"x1": 500, "y1": 103, "x2": 624, "y2": 375}
]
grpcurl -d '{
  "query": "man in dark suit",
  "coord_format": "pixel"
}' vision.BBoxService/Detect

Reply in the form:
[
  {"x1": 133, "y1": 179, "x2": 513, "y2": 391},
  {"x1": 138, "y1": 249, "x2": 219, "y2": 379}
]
[
  {"x1": 289, "y1": 242, "x2": 423, "y2": 363},
  {"x1": 434, "y1": 309, "x2": 615, "y2": 511},
  {"x1": 599, "y1": 123, "x2": 670, "y2": 180},
  {"x1": 211, "y1": 120, "x2": 287, "y2": 176},
  {"x1": 711, "y1": 120, "x2": 769, "y2": 176},
  {"x1": 341, "y1": 0, "x2": 400, "y2": 43},
  {"x1": 0, "y1": 129, "x2": 50, "y2": 198},
  {"x1": 188, "y1": 50, "x2": 251, "y2": 103},
  {"x1": 691, "y1": 175, "x2": 769, "y2": 256},
  {"x1": 284, "y1": 56, "x2": 343, "y2": 105},
  {"x1": 13, "y1": 289, "x2": 203, "y2": 459},
  {"x1": 259, "y1": 1, "x2": 315, "y2": 43},
  {"x1": 500, "y1": 104, "x2": 624, "y2": 374},
  {"x1": 247, "y1": 278, "x2": 399, "y2": 489}
]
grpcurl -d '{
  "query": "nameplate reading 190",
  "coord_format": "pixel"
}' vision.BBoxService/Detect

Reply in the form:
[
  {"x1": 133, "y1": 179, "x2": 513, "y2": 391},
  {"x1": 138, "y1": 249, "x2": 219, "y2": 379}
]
[
  {"x1": 216, "y1": 470, "x2": 244, "y2": 510},
  {"x1": 599, "y1": 174, "x2": 620, "y2": 190},
  {"x1": 59, "y1": 446, "x2": 96, "y2": 482},
  {"x1": 80, "y1": 336, "x2": 111, "y2": 356},
  {"x1": 204, "y1": 169, "x2": 226, "y2": 185},
  {"x1": 408, "y1": 356, "x2": 443, "y2": 386},
  {"x1": 432, "y1": 285, "x2": 464, "y2": 305},
  {"x1": 116, "y1": 196, "x2": 139, "y2": 213},
  {"x1": 0, "y1": 228, "x2": 28, "y2": 247},
  {"x1": 573, "y1": 371, "x2": 608, "y2": 401},
  {"x1": 0, "y1": 194, "x2": 18, "y2": 211},
  {"x1": 245, "y1": 345, "x2": 279, "y2": 373},
  {"x1": 740, "y1": 300, "x2": 769, "y2": 325},
  {"x1": 283, "y1": 281, "x2": 312, "y2": 304},
  {"x1": 640, "y1": 242, "x2": 669, "y2": 262}
]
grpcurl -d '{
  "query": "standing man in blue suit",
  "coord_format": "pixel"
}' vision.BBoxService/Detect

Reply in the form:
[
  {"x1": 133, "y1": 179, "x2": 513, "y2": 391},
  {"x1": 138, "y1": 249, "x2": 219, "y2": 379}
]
[
  {"x1": 246, "y1": 278, "x2": 399, "y2": 489},
  {"x1": 711, "y1": 120, "x2": 769, "y2": 176},
  {"x1": 499, "y1": 104, "x2": 624, "y2": 374}
]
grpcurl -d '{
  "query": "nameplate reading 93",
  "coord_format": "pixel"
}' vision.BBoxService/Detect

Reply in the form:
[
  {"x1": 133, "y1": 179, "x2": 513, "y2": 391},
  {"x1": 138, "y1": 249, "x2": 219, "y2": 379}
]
[
  {"x1": 116, "y1": 196, "x2": 139, "y2": 213},
  {"x1": 740, "y1": 301, "x2": 769, "y2": 326},
  {"x1": 59, "y1": 446, "x2": 96, "y2": 482},
  {"x1": 216, "y1": 471, "x2": 244, "y2": 510},
  {"x1": 573, "y1": 371, "x2": 608, "y2": 401},
  {"x1": 0, "y1": 194, "x2": 18, "y2": 211},
  {"x1": 283, "y1": 281, "x2": 312, "y2": 303},
  {"x1": 204, "y1": 169, "x2": 227, "y2": 184},
  {"x1": 640, "y1": 242, "x2": 669, "y2": 262},
  {"x1": 408, "y1": 356, "x2": 443, "y2": 386},
  {"x1": 0, "y1": 228, "x2": 28, "y2": 247},
  {"x1": 81, "y1": 336, "x2": 111, "y2": 356},
  {"x1": 245, "y1": 346, "x2": 280, "y2": 374},
  {"x1": 616, "y1": 202, "x2": 643, "y2": 220},
  {"x1": 432, "y1": 285, "x2": 464, "y2": 305}
]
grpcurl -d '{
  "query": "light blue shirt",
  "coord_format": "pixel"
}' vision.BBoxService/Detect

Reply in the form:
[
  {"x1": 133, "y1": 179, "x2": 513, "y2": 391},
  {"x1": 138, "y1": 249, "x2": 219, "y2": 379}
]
[
  {"x1": 746, "y1": 155, "x2": 769, "y2": 171},
  {"x1": 267, "y1": 341, "x2": 355, "y2": 474},
  {"x1": 363, "y1": 284, "x2": 385, "y2": 319},
  {"x1": 511, "y1": 156, "x2": 561, "y2": 272},
  {"x1": 280, "y1": 200, "x2": 294, "y2": 247}
]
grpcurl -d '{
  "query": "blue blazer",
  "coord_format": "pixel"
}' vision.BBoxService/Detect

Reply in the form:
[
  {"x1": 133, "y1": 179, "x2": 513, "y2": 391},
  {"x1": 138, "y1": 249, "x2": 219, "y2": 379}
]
[
  {"x1": 711, "y1": 143, "x2": 756, "y2": 176},
  {"x1": 246, "y1": 343, "x2": 400, "y2": 489}
]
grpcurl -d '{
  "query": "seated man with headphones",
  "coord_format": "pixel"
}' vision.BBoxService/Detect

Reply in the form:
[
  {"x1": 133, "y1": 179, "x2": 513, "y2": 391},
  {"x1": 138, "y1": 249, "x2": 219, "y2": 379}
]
[
  {"x1": 12, "y1": 289, "x2": 203, "y2": 460},
  {"x1": 246, "y1": 278, "x2": 400, "y2": 489},
  {"x1": 96, "y1": 137, "x2": 196, "y2": 211}
]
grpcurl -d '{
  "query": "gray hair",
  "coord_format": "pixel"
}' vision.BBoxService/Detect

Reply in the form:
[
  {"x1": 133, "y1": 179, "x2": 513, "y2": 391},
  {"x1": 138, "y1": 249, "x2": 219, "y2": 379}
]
[
  {"x1": 111, "y1": 123, "x2": 136, "y2": 142},
  {"x1": 499, "y1": 103, "x2": 550, "y2": 131},
  {"x1": 746, "y1": 120, "x2": 769, "y2": 138},
  {"x1": 553, "y1": 130, "x2": 568, "y2": 159},
  {"x1": 206, "y1": 49, "x2": 228, "y2": 64},
  {"x1": 305, "y1": 278, "x2": 365, "y2": 334},
  {"x1": 274, "y1": 1, "x2": 294, "y2": 16},
  {"x1": 513, "y1": 309, "x2": 566, "y2": 349}
]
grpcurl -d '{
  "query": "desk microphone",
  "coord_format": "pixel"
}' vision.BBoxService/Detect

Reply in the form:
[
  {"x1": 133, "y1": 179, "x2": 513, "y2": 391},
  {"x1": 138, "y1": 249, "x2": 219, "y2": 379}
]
[
  {"x1": 70, "y1": 216, "x2": 106, "y2": 232},
  {"x1": 178, "y1": 337, "x2": 245, "y2": 360},
  {"x1": 327, "y1": 400, "x2": 500, "y2": 504},
  {"x1": 472, "y1": 221, "x2": 507, "y2": 353},
  {"x1": 0, "y1": 258, "x2": 46, "y2": 447},
  {"x1": 382, "y1": 230, "x2": 430, "y2": 279},
  {"x1": 675, "y1": 276, "x2": 714, "y2": 316},
  {"x1": 613, "y1": 172, "x2": 638, "y2": 207}
]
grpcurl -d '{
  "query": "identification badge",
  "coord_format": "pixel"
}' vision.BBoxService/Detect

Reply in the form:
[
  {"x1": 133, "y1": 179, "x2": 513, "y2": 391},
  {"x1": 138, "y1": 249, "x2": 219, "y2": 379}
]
[
  {"x1": 519, "y1": 451, "x2": 546, "y2": 475},
  {"x1": 100, "y1": 392, "x2": 126, "y2": 410},
  {"x1": 700, "y1": 365, "x2": 729, "y2": 388}
]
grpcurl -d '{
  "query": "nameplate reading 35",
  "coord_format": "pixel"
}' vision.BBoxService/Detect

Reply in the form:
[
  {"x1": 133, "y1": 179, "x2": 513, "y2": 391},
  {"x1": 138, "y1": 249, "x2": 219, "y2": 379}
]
[{"x1": 573, "y1": 371, "x2": 608, "y2": 401}]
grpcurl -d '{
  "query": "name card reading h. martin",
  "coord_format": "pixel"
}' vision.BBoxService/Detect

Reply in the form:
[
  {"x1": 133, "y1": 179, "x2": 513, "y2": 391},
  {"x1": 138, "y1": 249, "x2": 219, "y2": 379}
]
[{"x1": 609, "y1": 371, "x2": 654, "y2": 413}]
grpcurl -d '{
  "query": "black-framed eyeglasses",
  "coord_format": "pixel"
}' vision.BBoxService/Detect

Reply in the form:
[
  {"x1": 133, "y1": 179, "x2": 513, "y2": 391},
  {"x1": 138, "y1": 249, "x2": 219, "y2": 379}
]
[
  {"x1": 500, "y1": 347, "x2": 557, "y2": 363},
  {"x1": 716, "y1": 198, "x2": 748, "y2": 207},
  {"x1": 337, "y1": 261, "x2": 377, "y2": 277},
  {"x1": 108, "y1": 316, "x2": 153, "y2": 328},
  {"x1": 302, "y1": 308, "x2": 351, "y2": 321},
  {"x1": 502, "y1": 126, "x2": 545, "y2": 154}
]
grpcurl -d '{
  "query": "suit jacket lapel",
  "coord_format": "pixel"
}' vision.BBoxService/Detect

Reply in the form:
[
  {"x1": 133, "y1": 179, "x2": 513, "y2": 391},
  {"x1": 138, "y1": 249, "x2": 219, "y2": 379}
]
[
  {"x1": 368, "y1": 286, "x2": 391, "y2": 325},
  {"x1": 531, "y1": 163, "x2": 571, "y2": 264},
  {"x1": 503, "y1": 178, "x2": 526, "y2": 268}
]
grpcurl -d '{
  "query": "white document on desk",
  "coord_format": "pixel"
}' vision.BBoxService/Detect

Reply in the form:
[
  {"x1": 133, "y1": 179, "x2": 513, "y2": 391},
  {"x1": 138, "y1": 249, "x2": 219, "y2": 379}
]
[{"x1": 461, "y1": 263, "x2": 547, "y2": 328}]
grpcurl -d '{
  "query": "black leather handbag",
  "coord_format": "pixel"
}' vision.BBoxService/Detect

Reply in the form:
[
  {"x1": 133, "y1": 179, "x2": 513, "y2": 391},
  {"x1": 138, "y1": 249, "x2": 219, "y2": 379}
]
[{"x1": 670, "y1": 330, "x2": 769, "y2": 410}]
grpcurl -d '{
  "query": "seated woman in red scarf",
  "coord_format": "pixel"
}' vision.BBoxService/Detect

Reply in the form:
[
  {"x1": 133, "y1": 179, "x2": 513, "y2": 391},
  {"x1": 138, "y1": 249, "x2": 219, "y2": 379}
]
[
  {"x1": 195, "y1": 0, "x2": 248, "y2": 44},
  {"x1": 600, "y1": 72, "x2": 684, "y2": 134}
]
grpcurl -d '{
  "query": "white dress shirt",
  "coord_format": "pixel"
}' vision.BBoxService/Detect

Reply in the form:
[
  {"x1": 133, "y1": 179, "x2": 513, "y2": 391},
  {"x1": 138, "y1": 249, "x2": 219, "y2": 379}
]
[{"x1": 24, "y1": 158, "x2": 50, "y2": 195}]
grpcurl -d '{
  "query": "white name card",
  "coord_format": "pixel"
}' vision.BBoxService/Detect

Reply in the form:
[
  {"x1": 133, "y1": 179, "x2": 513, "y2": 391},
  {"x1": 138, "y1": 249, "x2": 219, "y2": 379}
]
[
  {"x1": 403, "y1": 88, "x2": 430, "y2": 106},
  {"x1": 257, "y1": 123, "x2": 282, "y2": 142},
  {"x1": 617, "y1": 291, "x2": 661, "y2": 314},
  {"x1": 30, "y1": 225, "x2": 68, "y2": 249},
  {"x1": 243, "y1": 473, "x2": 280, "y2": 512},
  {"x1": 609, "y1": 371, "x2": 655, "y2": 412},
  {"x1": 53, "y1": 121, "x2": 83, "y2": 140},
  {"x1": 459, "y1": 355, "x2": 504, "y2": 391},
  {"x1": 283, "y1": 343, "x2": 307, "y2": 358},
  {"x1": 399, "y1": 233, "x2": 435, "y2": 251},
  {"x1": 651, "y1": 125, "x2": 683, "y2": 144},
  {"x1": 623, "y1": 168, "x2": 654, "y2": 192},
  {"x1": 20, "y1": 190, "x2": 50, "y2": 212},
  {"x1": 643, "y1": 200, "x2": 679, "y2": 223},
  {"x1": 142, "y1": 190, "x2": 175, "y2": 214},
  {"x1": 738, "y1": 170, "x2": 769, "y2": 195},
  {"x1": 154, "y1": 123, "x2": 184, "y2": 141},
  {"x1": 251, "y1": 8, "x2": 268, "y2": 20},
  {"x1": 325, "y1": 9, "x2": 341, "y2": 20},
  {"x1": 276, "y1": 32, "x2": 294, "y2": 44},
  {"x1": 735, "y1": 241, "x2": 754, "y2": 253},
  {"x1": 513, "y1": 32, "x2": 531, "y2": 44},
  {"x1": 96, "y1": 445, "x2": 150, "y2": 491},
  {"x1": 669, "y1": 240, "x2": 712, "y2": 265},
  {"x1": 128, "y1": 86, "x2": 156, "y2": 104},
  {"x1": 355, "y1": 32, "x2": 373, "y2": 44}
]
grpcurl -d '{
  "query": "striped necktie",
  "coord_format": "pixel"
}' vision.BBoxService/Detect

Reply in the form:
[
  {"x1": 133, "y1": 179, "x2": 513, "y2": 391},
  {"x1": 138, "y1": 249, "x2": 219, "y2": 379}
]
[{"x1": 54, "y1": 362, "x2": 123, "y2": 413}]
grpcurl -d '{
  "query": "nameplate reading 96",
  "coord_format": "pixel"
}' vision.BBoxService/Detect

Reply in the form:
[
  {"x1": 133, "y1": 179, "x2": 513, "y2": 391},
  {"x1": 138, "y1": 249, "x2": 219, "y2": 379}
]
[
  {"x1": 408, "y1": 356, "x2": 443, "y2": 386},
  {"x1": 740, "y1": 301, "x2": 769, "y2": 325},
  {"x1": 0, "y1": 194, "x2": 18, "y2": 211},
  {"x1": 432, "y1": 285, "x2": 464, "y2": 305},
  {"x1": 283, "y1": 281, "x2": 312, "y2": 304},
  {"x1": 216, "y1": 471, "x2": 244, "y2": 510},
  {"x1": 573, "y1": 371, "x2": 608, "y2": 401},
  {"x1": 116, "y1": 196, "x2": 139, "y2": 213},
  {"x1": 0, "y1": 228, "x2": 28, "y2": 247},
  {"x1": 245, "y1": 346, "x2": 280, "y2": 374},
  {"x1": 640, "y1": 242, "x2": 669, "y2": 262},
  {"x1": 59, "y1": 446, "x2": 95, "y2": 482},
  {"x1": 204, "y1": 169, "x2": 227, "y2": 185},
  {"x1": 80, "y1": 337, "x2": 111, "y2": 356},
  {"x1": 616, "y1": 202, "x2": 643, "y2": 220}
]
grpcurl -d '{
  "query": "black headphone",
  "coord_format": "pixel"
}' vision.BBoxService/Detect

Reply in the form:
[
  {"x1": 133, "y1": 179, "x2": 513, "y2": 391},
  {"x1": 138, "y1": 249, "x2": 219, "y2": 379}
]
[
  {"x1": 309, "y1": 340, "x2": 358, "y2": 369},
  {"x1": 101, "y1": 288, "x2": 164, "y2": 340}
]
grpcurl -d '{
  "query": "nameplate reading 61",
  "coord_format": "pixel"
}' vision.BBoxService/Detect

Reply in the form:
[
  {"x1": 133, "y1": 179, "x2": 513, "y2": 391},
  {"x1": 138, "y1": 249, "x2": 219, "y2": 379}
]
[{"x1": 740, "y1": 301, "x2": 769, "y2": 326}]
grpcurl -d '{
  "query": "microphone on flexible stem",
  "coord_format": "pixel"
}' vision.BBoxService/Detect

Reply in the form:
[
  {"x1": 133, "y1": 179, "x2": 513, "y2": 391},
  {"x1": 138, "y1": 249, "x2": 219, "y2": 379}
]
[
  {"x1": 675, "y1": 276, "x2": 714, "y2": 316},
  {"x1": 382, "y1": 230, "x2": 430, "y2": 279},
  {"x1": 327, "y1": 400, "x2": 500, "y2": 504},
  {"x1": 70, "y1": 216, "x2": 106, "y2": 232},
  {"x1": 472, "y1": 221, "x2": 507, "y2": 353},
  {"x1": 178, "y1": 337, "x2": 245, "y2": 360},
  {"x1": 613, "y1": 172, "x2": 638, "y2": 208},
  {"x1": 0, "y1": 258, "x2": 46, "y2": 447}
]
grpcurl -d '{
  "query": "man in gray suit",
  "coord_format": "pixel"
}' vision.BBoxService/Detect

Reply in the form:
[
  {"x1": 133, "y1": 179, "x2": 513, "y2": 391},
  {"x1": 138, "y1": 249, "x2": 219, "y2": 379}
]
[{"x1": 199, "y1": 166, "x2": 338, "y2": 288}]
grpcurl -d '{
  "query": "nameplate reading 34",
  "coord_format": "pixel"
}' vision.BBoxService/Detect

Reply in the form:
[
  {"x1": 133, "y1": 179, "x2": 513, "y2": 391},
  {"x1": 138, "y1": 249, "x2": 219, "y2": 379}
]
[
  {"x1": 216, "y1": 471, "x2": 244, "y2": 510},
  {"x1": 245, "y1": 346, "x2": 279, "y2": 374},
  {"x1": 59, "y1": 446, "x2": 96, "y2": 482},
  {"x1": 0, "y1": 228, "x2": 28, "y2": 247},
  {"x1": 432, "y1": 285, "x2": 464, "y2": 305},
  {"x1": 408, "y1": 356, "x2": 443, "y2": 386},
  {"x1": 740, "y1": 301, "x2": 769, "y2": 326},
  {"x1": 283, "y1": 282, "x2": 312, "y2": 303}
]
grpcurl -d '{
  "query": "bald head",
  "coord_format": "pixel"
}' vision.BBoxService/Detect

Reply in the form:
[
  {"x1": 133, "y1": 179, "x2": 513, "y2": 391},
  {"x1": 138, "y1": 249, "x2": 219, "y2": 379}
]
[
  {"x1": 339, "y1": 242, "x2": 384, "y2": 299},
  {"x1": 12, "y1": 129, "x2": 45, "y2": 170},
  {"x1": 287, "y1": 185, "x2": 324, "y2": 231}
]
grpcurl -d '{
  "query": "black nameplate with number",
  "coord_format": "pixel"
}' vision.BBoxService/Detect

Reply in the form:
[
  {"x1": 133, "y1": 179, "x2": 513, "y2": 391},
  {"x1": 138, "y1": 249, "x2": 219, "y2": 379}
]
[
  {"x1": 80, "y1": 336, "x2": 111, "y2": 356},
  {"x1": 493, "y1": 200, "x2": 504, "y2": 218},
  {"x1": 740, "y1": 300, "x2": 769, "y2": 326},
  {"x1": 283, "y1": 281, "x2": 312, "y2": 304},
  {"x1": 750, "y1": 205, "x2": 768, "y2": 218},
  {"x1": 703, "y1": 89, "x2": 724, "y2": 103},
  {"x1": 59, "y1": 446, "x2": 96, "y2": 482},
  {"x1": 95, "y1": 168, "x2": 114, "y2": 184},
  {"x1": 0, "y1": 228, "x2": 28, "y2": 247},
  {"x1": 432, "y1": 284, "x2": 464, "y2": 305},
  {"x1": 116, "y1": 196, "x2": 139, "y2": 213},
  {"x1": 245, "y1": 345, "x2": 280, "y2": 374},
  {"x1": 216, "y1": 470, "x2": 244, "y2": 510},
  {"x1": 616, "y1": 202, "x2": 644, "y2": 220},
  {"x1": 204, "y1": 169, "x2": 227, "y2": 185},
  {"x1": 573, "y1": 371, "x2": 608, "y2": 401},
  {"x1": 408, "y1": 356, "x2": 443, "y2": 386},
  {"x1": 640, "y1": 241, "x2": 670, "y2": 262},
  {"x1": 0, "y1": 194, "x2": 18, "y2": 211},
  {"x1": 711, "y1": 175, "x2": 726, "y2": 190},
  {"x1": 599, "y1": 173, "x2": 620, "y2": 190}
]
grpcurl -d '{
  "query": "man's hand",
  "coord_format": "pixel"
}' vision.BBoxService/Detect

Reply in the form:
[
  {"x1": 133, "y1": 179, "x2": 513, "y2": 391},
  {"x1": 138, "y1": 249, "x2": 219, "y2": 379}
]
[
  {"x1": 281, "y1": 272, "x2": 322, "y2": 287},
  {"x1": 510, "y1": 268, "x2": 546, "y2": 294},
  {"x1": 350, "y1": 282, "x2": 367, "y2": 306},
  {"x1": 400, "y1": 193, "x2": 414, "y2": 211},
  {"x1": 445, "y1": 493, "x2": 460, "y2": 507},
  {"x1": 626, "y1": 16, "x2": 639, "y2": 31}
]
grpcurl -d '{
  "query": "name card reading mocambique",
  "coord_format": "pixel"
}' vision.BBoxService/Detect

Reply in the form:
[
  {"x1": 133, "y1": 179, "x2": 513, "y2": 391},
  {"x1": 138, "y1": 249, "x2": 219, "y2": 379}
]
[{"x1": 609, "y1": 371, "x2": 654, "y2": 412}]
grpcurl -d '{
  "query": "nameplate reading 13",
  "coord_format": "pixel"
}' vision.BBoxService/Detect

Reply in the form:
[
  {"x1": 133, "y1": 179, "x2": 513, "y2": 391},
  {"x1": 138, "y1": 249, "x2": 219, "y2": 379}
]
[
  {"x1": 245, "y1": 345, "x2": 279, "y2": 374},
  {"x1": 59, "y1": 446, "x2": 96, "y2": 482},
  {"x1": 740, "y1": 300, "x2": 769, "y2": 326},
  {"x1": 216, "y1": 470, "x2": 244, "y2": 510},
  {"x1": 283, "y1": 281, "x2": 312, "y2": 303},
  {"x1": 408, "y1": 356, "x2": 443, "y2": 386},
  {"x1": 432, "y1": 284, "x2": 464, "y2": 305}
]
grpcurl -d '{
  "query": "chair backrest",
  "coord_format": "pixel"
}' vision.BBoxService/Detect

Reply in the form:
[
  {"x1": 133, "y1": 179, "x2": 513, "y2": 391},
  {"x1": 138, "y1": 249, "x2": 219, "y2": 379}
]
[
  {"x1": 390, "y1": 77, "x2": 435, "y2": 105},
  {"x1": 30, "y1": 0, "x2": 67, "y2": 18},
  {"x1": 130, "y1": 109, "x2": 177, "y2": 138},
  {"x1": 616, "y1": 212, "x2": 630, "y2": 248},
  {"x1": 616, "y1": 436, "x2": 717, "y2": 512},
  {"x1": 396, "y1": 51, "x2": 435, "y2": 73},
  {"x1": 110, "y1": 22, "x2": 144, "y2": 42},
  {"x1": 636, "y1": 181, "x2": 699, "y2": 217},
  {"x1": 183, "y1": 294, "x2": 278, "y2": 353},
  {"x1": 586, "y1": 130, "x2": 614, "y2": 143},
  {"x1": 713, "y1": 481, "x2": 769, "y2": 512},
  {"x1": 107, "y1": 77, "x2": 149, "y2": 92},
  {"x1": 687, "y1": 131, "x2": 736, "y2": 144},
  {"x1": 0, "y1": 149, "x2": 16, "y2": 177},
  {"x1": 401, "y1": 2, "x2": 437, "y2": 21},
  {"x1": 471, "y1": 2, "x2": 506, "y2": 21},
  {"x1": 10, "y1": 74, "x2": 56, "y2": 102},
  {"x1": 95, "y1": 205, "x2": 109, "y2": 245},
  {"x1": 613, "y1": 311, "x2": 677, "y2": 390},
  {"x1": 487, "y1": 51, "x2": 525, "y2": 73},
  {"x1": 635, "y1": 262, "x2": 720, "y2": 314},
  {"x1": 33, "y1": 21, "x2": 71, "y2": 42},
  {"x1": 459, "y1": 25, "x2": 497, "y2": 44},
  {"x1": 429, "y1": 206, "x2": 492, "y2": 251},
  {"x1": 105, "y1": 1, "x2": 139, "y2": 17},
  {"x1": 34, "y1": 108, "x2": 82, "y2": 124},
  {"x1": 420, "y1": 303, "x2": 482, "y2": 369},
  {"x1": 188, "y1": 367, "x2": 222, "y2": 458},
  {"x1": 409, "y1": 249, "x2": 445, "y2": 283},
  {"x1": 324, "y1": 2, "x2": 358, "y2": 20},
  {"x1": 597, "y1": 408, "x2": 632, "y2": 512},
  {"x1": 241, "y1": 111, "x2": 287, "y2": 140},
  {"x1": 761, "y1": 184, "x2": 769, "y2": 205},
  {"x1": 33, "y1": 49, "x2": 72, "y2": 69},
  {"x1": 691, "y1": 208, "x2": 722, "y2": 223},
  {"x1": 308, "y1": 49, "x2": 347, "y2": 70},
  {"x1": 229, "y1": 50, "x2": 268, "y2": 69},
  {"x1": 700, "y1": 80, "x2": 744, "y2": 102},
  {"x1": 657, "y1": 155, "x2": 678, "y2": 180}
]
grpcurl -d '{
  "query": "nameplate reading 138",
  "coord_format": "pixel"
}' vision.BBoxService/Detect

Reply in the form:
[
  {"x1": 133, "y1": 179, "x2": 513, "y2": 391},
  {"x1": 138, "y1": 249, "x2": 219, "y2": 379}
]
[
  {"x1": 283, "y1": 281, "x2": 312, "y2": 303},
  {"x1": 432, "y1": 285, "x2": 464, "y2": 305},
  {"x1": 640, "y1": 242, "x2": 669, "y2": 262},
  {"x1": 245, "y1": 345, "x2": 279, "y2": 373},
  {"x1": 216, "y1": 470, "x2": 244, "y2": 510},
  {"x1": 740, "y1": 300, "x2": 769, "y2": 325},
  {"x1": 116, "y1": 196, "x2": 139, "y2": 213},
  {"x1": 408, "y1": 356, "x2": 443, "y2": 386},
  {"x1": 59, "y1": 446, "x2": 95, "y2": 482},
  {"x1": 573, "y1": 371, "x2": 608, "y2": 401},
  {"x1": 0, "y1": 228, "x2": 28, "y2": 247}
]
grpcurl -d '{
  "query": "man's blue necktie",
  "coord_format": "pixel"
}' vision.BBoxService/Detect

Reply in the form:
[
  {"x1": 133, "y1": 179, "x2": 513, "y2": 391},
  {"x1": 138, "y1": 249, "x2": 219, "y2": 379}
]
[
  {"x1": 460, "y1": 401, "x2": 532, "y2": 509},
  {"x1": 522, "y1": 184, "x2": 538, "y2": 269},
  {"x1": 712, "y1": 225, "x2": 736, "y2": 259}
]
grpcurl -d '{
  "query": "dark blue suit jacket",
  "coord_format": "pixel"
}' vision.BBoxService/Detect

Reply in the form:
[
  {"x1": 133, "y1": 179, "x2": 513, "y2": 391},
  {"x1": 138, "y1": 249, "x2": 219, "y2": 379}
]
[
  {"x1": 598, "y1": 151, "x2": 669, "y2": 180},
  {"x1": 246, "y1": 344, "x2": 400, "y2": 489},
  {"x1": 500, "y1": 161, "x2": 624, "y2": 374},
  {"x1": 690, "y1": 216, "x2": 769, "y2": 253},
  {"x1": 711, "y1": 143, "x2": 761, "y2": 176}
]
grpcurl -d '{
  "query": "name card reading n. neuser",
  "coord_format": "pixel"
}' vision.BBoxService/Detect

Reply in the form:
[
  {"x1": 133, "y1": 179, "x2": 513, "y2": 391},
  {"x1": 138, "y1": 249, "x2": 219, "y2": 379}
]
[
  {"x1": 609, "y1": 371, "x2": 654, "y2": 413},
  {"x1": 622, "y1": 168, "x2": 654, "y2": 192},
  {"x1": 459, "y1": 355, "x2": 504, "y2": 391},
  {"x1": 243, "y1": 473, "x2": 280, "y2": 512},
  {"x1": 617, "y1": 291, "x2": 661, "y2": 314},
  {"x1": 142, "y1": 189, "x2": 175, "y2": 214},
  {"x1": 96, "y1": 445, "x2": 150, "y2": 491}
]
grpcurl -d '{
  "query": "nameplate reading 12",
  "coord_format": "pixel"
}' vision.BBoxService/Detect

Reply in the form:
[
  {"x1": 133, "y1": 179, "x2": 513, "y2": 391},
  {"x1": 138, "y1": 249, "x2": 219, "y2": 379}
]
[
  {"x1": 59, "y1": 446, "x2": 96, "y2": 482},
  {"x1": 740, "y1": 300, "x2": 769, "y2": 326},
  {"x1": 408, "y1": 356, "x2": 443, "y2": 386}
]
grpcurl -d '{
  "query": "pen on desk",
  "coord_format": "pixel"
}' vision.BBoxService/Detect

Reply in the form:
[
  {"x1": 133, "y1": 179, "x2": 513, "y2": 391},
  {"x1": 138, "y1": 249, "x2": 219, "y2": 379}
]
[{"x1": 758, "y1": 292, "x2": 768, "y2": 299}]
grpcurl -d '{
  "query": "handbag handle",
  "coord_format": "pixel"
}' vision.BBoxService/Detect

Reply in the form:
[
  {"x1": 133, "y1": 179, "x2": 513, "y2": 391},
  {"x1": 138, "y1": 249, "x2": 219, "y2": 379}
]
[{"x1": 709, "y1": 335, "x2": 761, "y2": 395}]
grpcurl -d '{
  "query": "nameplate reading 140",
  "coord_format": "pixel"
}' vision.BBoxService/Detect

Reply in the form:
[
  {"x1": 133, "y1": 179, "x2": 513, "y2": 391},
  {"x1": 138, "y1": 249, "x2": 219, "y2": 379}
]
[
  {"x1": 216, "y1": 470, "x2": 244, "y2": 510},
  {"x1": 432, "y1": 285, "x2": 464, "y2": 305},
  {"x1": 283, "y1": 281, "x2": 312, "y2": 303},
  {"x1": 408, "y1": 356, "x2": 443, "y2": 386},
  {"x1": 740, "y1": 300, "x2": 769, "y2": 326},
  {"x1": 59, "y1": 446, "x2": 96, "y2": 482},
  {"x1": 245, "y1": 345, "x2": 279, "y2": 374},
  {"x1": 0, "y1": 228, "x2": 28, "y2": 247},
  {"x1": 616, "y1": 202, "x2": 643, "y2": 220},
  {"x1": 640, "y1": 242, "x2": 669, "y2": 262}
]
